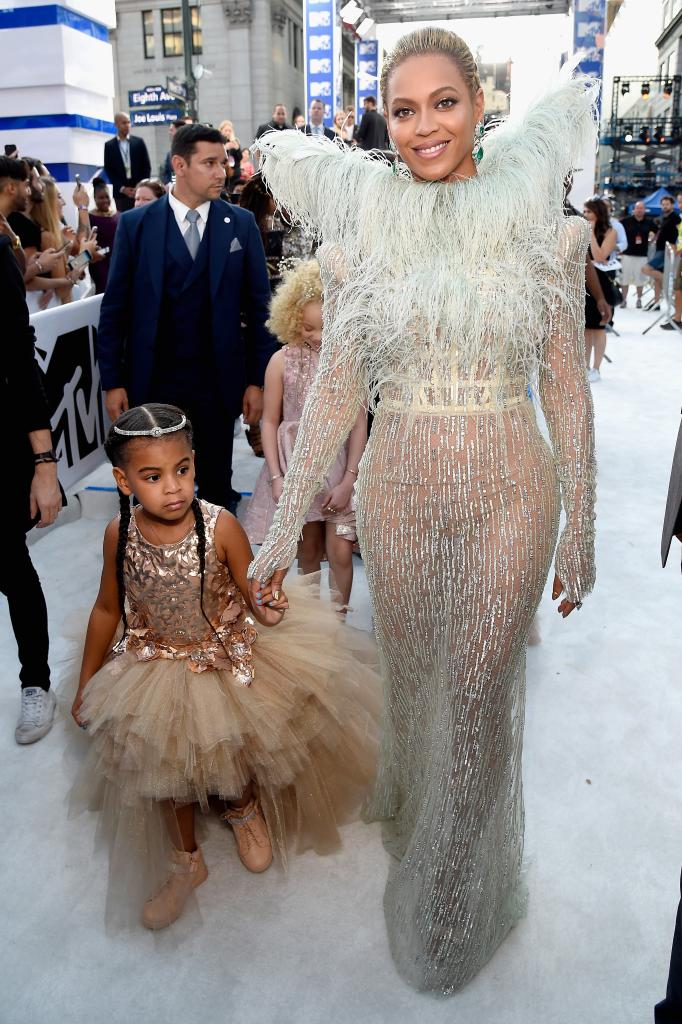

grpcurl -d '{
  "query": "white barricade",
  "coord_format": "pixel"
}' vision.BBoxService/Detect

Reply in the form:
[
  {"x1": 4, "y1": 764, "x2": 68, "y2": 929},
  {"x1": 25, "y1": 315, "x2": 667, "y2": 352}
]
[{"x1": 30, "y1": 294, "x2": 107, "y2": 490}]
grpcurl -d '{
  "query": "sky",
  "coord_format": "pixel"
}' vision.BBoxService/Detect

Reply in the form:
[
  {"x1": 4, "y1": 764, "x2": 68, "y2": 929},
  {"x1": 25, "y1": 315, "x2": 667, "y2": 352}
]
[{"x1": 377, "y1": 13, "x2": 573, "y2": 112}]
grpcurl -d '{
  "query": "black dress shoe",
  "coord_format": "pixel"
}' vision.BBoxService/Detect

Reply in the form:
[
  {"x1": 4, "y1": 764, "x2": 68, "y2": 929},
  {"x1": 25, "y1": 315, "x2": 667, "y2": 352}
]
[{"x1": 661, "y1": 321, "x2": 682, "y2": 330}]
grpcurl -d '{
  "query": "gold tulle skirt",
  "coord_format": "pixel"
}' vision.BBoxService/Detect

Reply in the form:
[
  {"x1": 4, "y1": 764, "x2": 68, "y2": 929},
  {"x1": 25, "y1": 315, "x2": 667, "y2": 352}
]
[{"x1": 66, "y1": 576, "x2": 380, "y2": 927}]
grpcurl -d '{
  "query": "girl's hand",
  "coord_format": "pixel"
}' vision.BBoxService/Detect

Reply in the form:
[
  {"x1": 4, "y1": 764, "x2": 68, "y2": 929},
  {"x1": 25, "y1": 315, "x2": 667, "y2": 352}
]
[
  {"x1": 322, "y1": 482, "x2": 353, "y2": 516},
  {"x1": 71, "y1": 688, "x2": 88, "y2": 728},
  {"x1": 249, "y1": 570, "x2": 288, "y2": 623},
  {"x1": 271, "y1": 476, "x2": 284, "y2": 503},
  {"x1": 551, "y1": 574, "x2": 579, "y2": 618}
]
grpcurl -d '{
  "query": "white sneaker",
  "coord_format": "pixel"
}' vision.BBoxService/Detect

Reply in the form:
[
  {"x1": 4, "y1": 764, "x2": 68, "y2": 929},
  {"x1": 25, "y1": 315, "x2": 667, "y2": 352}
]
[
  {"x1": 15, "y1": 687, "x2": 56, "y2": 745},
  {"x1": 587, "y1": 368, "x2": 601, "y2": 383}
]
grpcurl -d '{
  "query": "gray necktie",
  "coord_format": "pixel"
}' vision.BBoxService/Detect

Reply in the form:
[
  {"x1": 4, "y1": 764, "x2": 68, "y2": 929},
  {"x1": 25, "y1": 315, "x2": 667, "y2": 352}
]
[{"x1": 184, "y1": 209, "x2": 200, "y2": 260}]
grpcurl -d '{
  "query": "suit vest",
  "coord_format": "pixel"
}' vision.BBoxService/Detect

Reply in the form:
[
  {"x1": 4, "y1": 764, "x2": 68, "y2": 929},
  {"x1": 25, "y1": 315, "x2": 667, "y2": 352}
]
[{"x1": 152, "y1": 206, "x2": 215, "y2": 396}]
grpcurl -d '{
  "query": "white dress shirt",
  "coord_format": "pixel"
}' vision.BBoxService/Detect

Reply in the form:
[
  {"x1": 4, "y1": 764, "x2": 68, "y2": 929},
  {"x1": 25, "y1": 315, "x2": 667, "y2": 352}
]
[
  {"x1": 309, "y1": 122, "x2": 325, "y2": 138},
  {"x1": 168, "y1": 189, "x2": 211, "y2": 241},
  {"x1": 117, "y1": 136, "x2": 131, "y2": 176}
]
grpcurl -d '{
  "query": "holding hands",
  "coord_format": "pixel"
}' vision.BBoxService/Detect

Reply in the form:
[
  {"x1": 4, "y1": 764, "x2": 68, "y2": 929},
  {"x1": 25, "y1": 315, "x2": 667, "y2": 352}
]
[{"x1": 248, "y1": 570, "x2": 288, "y2": 625}]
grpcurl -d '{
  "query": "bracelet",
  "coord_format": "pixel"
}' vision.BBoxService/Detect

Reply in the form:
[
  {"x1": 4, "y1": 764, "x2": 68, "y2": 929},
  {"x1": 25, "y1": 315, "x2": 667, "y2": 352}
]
[
  {"x1": 76, "y1": 206, "x2": 89, "y2": 210},
  {"x1": 34, "y1": 259, "x2": 43, "y2": 274},
  {"x1": 269, "y1": 473, "x2": 283, "y2": 483},
  {"x1": 345, "y1": 467, "x2": 359, "y2": 476},
  {"x1": 34, "y1": 448, "x2": 57, "y2": 464}
]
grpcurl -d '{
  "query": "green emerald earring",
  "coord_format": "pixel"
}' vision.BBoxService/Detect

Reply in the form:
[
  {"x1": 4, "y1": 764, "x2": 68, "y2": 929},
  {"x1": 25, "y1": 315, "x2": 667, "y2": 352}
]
[{"x1": 472, "y1": 121, "x2": 484, "y2": 165}]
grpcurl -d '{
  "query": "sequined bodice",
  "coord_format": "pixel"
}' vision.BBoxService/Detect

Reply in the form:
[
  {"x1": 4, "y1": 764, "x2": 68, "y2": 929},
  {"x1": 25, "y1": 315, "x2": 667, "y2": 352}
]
[
  {"x1": 118, "y1": 500, "x2": 257, "y2": 681},
  {"x1": 282, "y1": 344, "x2": 319, "y2": 421}
]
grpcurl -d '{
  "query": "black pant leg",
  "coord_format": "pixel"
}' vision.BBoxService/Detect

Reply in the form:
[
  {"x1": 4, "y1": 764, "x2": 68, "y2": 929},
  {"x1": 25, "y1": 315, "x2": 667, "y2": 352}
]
[
  {"x1": 655, "y1": 869, "x2": 682, "y2": 1023},
  {"x1": 185, "y1": 399, "x2": 236, "y2": 509},
  {"x1": 0, "y1": 511, "x2": 50, "y2": 691}
]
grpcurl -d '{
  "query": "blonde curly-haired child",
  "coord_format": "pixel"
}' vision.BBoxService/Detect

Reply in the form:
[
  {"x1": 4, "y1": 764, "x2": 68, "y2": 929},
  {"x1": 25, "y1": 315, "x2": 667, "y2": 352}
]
[{"x1": 244, "y1": 259, "x2": 367, "y2": 608}]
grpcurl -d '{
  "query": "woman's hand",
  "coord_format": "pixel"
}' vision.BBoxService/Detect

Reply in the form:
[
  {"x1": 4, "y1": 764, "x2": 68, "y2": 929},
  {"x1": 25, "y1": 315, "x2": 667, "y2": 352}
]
[
  {"x1": 322, "y1": 481, "x2": 353, "y2": 516},
  {"x1": 33, "y1": 248, "x2": 62, "y2": 273},
  {"x1": 81, "y1": 227, "x2": 99, "y2": 257},
  {"x1": 248, "y1": 570, "x2": 288, "y2": 624},
  {"x1": 72, "y1": 182, "x2": 89, "y2": 207},
  {"x1": 552, "y1": 573, "x2": 579, "y2": 617},
  {"x1": 271, "y1": 476, "x2": 284, "y2": 503}
]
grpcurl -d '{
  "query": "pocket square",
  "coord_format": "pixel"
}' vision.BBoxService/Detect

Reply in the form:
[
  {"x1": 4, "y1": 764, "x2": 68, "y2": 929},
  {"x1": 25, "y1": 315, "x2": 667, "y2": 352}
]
[{"x1": 229, "y1": 238, "x2": 242, "y2": 253}]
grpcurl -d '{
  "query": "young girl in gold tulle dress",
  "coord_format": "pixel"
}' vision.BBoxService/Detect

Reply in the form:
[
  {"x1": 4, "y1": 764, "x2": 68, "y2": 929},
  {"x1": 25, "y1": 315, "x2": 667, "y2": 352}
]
[
  {"x1": 69, "y1": 403, "x2": 378, "y2": 931},
  {"x1": 244, "y1": 260, "x2": 367, "y2": 608}
]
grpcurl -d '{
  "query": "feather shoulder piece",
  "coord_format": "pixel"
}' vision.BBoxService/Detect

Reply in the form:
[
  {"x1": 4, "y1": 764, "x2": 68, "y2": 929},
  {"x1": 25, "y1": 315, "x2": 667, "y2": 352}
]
[{"x1": 256, "y1": 129, "x2": 392, "y2": 240}]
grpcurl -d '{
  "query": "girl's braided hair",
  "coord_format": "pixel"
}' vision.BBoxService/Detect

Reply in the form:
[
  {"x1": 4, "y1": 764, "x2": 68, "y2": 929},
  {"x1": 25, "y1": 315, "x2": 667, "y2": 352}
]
[{"x1": 103, "y1": 404, "x2": 218, "y2": 640}]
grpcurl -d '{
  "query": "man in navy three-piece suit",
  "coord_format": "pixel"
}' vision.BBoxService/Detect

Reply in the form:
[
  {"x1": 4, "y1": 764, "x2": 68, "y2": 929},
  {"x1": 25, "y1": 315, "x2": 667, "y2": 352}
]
[{"x1": 97, "y1": 124, "x2": 276, "y2": 513}]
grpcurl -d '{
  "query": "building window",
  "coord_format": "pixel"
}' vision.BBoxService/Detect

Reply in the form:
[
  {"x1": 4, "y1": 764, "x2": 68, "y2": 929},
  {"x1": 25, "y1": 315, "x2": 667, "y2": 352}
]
[
  {"x1": 142, "y1": 10, "x2": 154, "y2": 59},
  {"x1": 161, "y1": 7, "x2": 202, "y2": 57},
  {"x1": 287, "y1": 19, "x2": 302, "y2": 70},
  {"x1": 191, "y1": 6, "x2": 202, "y2": 54}
]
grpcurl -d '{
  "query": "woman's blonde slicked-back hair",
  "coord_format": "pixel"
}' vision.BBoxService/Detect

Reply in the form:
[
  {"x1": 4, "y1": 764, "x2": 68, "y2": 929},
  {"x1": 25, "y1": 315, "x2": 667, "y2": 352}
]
[
  {"x1": 267, "y1": 259, "x2": 324, "y2": 346},
  {"x1": 380, "y1": 27, "x2": 482, "y2": 108}
]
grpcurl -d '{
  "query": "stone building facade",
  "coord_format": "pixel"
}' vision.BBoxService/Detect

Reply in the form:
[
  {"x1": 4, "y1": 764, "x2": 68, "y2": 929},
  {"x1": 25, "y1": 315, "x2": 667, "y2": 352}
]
[
  {"x1": 111, "y1": 0, "x2": 307, "y2": 176},
  {"x1": 657, "y1": 0, "x2": 682, "y2": 82}
]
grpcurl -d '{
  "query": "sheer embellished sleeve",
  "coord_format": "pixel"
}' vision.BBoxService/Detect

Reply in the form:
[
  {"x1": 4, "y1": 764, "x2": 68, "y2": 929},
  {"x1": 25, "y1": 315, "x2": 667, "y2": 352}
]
[
  {"x1": 248, "y1": 257, "x2": 365, "y2": 581},
  {"x1": 538, "y1": 216, "x2": 596, "y2": 605}
]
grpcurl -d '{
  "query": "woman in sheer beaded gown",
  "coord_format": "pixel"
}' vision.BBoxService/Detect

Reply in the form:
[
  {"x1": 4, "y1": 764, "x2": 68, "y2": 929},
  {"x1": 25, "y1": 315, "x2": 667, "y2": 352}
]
[{"x1": 248, "y1": 28, "x2": 597, "y2": 994}]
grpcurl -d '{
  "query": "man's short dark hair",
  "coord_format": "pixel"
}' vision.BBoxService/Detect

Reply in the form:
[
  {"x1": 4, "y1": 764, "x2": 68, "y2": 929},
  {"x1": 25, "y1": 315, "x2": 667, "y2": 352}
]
[
  {"x1": 365, "y1": 95, "x2": 377, "y2": 106},
  {"x1": 171, "y1": 123, "x2": 226, "y2": 162},
  {"x1": 0, "y1": 156, "x2": 28, "y2": 183}
]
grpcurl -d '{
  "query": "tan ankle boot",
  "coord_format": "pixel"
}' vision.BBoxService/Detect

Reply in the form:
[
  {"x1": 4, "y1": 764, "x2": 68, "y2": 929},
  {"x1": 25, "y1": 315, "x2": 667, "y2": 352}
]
[
  {"x1": 141, "y1": 846, "x2": 208, "y2": 930},
  {"x1": 222, "y1": 798, "x2": 273, "y2": 873}
]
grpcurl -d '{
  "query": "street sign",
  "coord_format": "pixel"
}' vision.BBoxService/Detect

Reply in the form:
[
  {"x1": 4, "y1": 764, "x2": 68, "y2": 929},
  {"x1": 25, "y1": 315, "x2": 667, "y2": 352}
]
[
  {"x1": 131, "y1": 108, "x2": 183, "y2": 126},
  {"x1": 128, "y1": 84, "x2": 178, "y2": 108},
  {"x1": 166, "y1": 76, "x2": 188, "y2": 101}
]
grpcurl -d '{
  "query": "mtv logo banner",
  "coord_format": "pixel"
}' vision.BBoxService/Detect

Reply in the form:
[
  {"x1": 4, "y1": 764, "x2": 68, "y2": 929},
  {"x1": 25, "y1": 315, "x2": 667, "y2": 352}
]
[
  {"x1": 573, "y1": 0, "x2": 606, "y2": 111},
  {"x1": 356, "y1": 39, "x2": 380, "y2": 123},
  {"x1": 304, "y1": 0, "x2": 341, "y2": 125},
  {"x1": 31, "y1": 295, "x2": 107, "y2": 490}
]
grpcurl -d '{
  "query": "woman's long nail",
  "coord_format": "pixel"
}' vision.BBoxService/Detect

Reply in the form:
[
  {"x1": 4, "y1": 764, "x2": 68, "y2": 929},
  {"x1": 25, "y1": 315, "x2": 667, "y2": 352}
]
[{"x1": 273, "y1": 590, "x2": 280, "y2": 600}]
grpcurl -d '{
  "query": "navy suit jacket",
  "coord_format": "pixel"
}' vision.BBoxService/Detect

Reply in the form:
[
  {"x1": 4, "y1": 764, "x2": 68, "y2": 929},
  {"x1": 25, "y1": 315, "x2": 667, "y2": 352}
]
[{"x1": 97, "y1": 194, "x2": 276, "y2": 411}]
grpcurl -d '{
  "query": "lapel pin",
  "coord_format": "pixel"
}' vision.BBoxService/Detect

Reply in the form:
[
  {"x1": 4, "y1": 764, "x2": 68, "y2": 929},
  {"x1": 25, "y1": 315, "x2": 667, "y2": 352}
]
[{"x1": 224, "y1": 216, "x2": 231, "y2": 223}]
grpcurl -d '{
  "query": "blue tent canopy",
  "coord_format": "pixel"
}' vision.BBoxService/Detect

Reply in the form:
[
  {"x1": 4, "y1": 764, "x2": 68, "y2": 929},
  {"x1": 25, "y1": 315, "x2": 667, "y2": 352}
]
[{"x1": 628, "y1": 186, "x2": 675, "y2": 215}]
